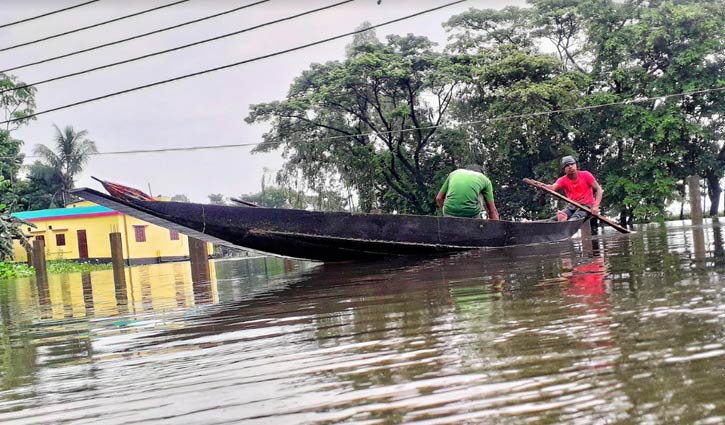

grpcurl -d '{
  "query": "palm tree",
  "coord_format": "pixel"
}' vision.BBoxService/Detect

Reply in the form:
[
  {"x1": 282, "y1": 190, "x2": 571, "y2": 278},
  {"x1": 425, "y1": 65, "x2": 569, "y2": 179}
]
[{"x1": 33, "y1": 125, "x2": 98, "y2": 205}]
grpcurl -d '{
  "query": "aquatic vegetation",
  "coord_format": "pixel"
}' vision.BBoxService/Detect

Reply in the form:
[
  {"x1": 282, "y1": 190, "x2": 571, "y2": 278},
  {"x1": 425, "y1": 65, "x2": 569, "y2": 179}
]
[
  {"x1": 46, "y1": 260, "x2": 112, "y2": 274},
  {"x1": 0, "y1": 262, "x2": 33, "y2": 279},
  {"x1": 0, "y1": 260, "x2": 112, "y2": 279}
]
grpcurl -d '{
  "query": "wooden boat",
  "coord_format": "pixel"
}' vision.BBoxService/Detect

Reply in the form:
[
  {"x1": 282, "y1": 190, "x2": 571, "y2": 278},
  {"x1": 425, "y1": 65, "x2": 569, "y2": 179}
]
[{"x1": 70, "y1": 182, "x2": 585, "y2": 262}]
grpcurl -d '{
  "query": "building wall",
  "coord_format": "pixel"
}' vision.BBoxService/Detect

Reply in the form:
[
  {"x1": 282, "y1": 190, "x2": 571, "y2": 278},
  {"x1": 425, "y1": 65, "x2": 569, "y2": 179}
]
[{"x1": 12, "y1": 204, "x2": 208, "y2": 264}]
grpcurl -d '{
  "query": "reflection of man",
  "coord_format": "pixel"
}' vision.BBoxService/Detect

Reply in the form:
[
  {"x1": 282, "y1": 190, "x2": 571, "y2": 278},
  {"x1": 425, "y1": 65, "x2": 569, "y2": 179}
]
[
  {"x1": 545, "y1": 156, "x2": 603, "y2": 221},
  {"x1": 562, "y1": 256, "x2": 613, "y2": 352},
  {"x1": 436, "y1": 165, "x2": 499, "y2": 220},
  {"x1": 566, "y1": 257, "x2": 606, "y2": 297}
]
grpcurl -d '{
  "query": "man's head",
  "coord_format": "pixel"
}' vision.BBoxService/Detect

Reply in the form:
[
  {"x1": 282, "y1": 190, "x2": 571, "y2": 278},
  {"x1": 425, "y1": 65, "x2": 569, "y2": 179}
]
[
  {"x1": 560, "y1": 156, "x2": 576, "y2": 169},
  {"x1": 465, "y1": 164, "x2": 486, "y2": 174},
  {"x1": 560, "y1": 155, "x2": 577, "y2": 176}
]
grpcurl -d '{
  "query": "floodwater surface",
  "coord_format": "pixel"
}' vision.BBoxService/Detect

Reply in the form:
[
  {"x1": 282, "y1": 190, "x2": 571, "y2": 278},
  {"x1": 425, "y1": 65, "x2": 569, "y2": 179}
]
[{"x1": 1, "y1": 220, "x2": 724, "y2": 424}]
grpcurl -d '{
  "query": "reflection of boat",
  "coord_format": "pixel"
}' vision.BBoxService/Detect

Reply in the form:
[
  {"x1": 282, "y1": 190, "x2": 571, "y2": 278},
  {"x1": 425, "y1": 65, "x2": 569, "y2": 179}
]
[{"x1": 71, "y1": 182, "x2": 584, "y2": 262}]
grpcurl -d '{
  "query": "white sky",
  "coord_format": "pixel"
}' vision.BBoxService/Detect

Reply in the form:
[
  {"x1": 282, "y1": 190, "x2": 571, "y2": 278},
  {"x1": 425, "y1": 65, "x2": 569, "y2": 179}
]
[{"x1": 2, "y1": 0, "x2": 522, "y2": 202}]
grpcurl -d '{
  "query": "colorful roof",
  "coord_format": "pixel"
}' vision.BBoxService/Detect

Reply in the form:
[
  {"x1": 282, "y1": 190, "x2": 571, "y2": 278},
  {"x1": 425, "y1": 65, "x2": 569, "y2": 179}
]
[{"x1": 12, "y1": 205, "x2": 119, "y2": 221}]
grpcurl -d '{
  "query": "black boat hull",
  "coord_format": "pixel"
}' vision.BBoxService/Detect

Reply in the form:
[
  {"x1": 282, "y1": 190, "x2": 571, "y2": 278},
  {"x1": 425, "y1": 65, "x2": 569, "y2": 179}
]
[{"x1": 71, "y1": 188, "x2": 584, "y2": 262}]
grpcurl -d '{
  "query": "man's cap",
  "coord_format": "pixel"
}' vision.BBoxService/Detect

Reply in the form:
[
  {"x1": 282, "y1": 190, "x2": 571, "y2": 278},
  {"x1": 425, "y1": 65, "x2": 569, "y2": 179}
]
[
  {"x1": 560, "y1": 156, "x2": 576, "y2": 169},
  {"x1": 465, "y1": 164, "x2": 485, "y2": 174}
]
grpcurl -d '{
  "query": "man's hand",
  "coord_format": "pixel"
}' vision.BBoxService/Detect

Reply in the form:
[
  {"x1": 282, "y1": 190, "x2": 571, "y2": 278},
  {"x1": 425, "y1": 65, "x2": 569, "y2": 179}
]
[{"x1": 591, "y1": 205, "x2": 600, "y2": 215}]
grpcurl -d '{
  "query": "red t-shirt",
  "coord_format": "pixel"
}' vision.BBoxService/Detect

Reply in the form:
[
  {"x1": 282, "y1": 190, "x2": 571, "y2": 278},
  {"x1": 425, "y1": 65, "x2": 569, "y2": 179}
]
[{"x1": 556, "y1": 171, "x2": 597, "y2": 205}]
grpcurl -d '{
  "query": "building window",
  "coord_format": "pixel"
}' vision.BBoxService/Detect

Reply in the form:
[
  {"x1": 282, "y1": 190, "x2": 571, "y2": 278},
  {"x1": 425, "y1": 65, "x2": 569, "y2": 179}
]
[
  {"x1": 134, "y1": 225, "x2": 147, "y2": 242},
  {"x1": 56, "y1": 234, "x2": 66, "y2": 246},
  {"x1": 35, "y1": 235, "x2": 45, "y2": 244},
  {"x1": 169, "y1": 229, "x2": 180, "y2": 240}
]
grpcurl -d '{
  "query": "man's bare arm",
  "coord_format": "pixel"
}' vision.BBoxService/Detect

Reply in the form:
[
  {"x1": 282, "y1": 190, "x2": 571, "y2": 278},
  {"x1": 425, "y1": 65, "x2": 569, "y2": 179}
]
[
  {"x1": 436, "y1": 191, "x2": 446, "y2": 210},
  {"x1": 591, "y1": 181, "x2": 603, "y2": 215}
]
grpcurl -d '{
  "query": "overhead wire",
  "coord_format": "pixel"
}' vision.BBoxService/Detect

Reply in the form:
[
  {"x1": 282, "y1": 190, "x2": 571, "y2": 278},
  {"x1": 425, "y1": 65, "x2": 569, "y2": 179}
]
[
  {"x1": 1, "y1": 0, "x2": 271, "y2": 73},
  {"x1": 0, "y1": 0, "x2": 469, "y2": 124},
  {"x1": 0, "y1": 0, "x2": 100, "y2": 30},
  {"x1": 0, "y1": 0, "x2": 355, "y2": 94},
  {"x1": 7, "y1": 85, "x2": 724, "y2": 160},
  {"x1": 0, "y1": 0, "x2": 190, "y2": 52}
]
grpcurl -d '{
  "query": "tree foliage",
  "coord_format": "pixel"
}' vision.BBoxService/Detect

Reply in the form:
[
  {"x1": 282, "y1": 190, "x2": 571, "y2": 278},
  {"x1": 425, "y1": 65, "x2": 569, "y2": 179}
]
[
  {"x1": 15, "y1": 162, "x2": 65, "y2": 211},
  {"x1": 33, "y1": 125, "x2": 98, "y2": 196},
  {"x1": 0, "y1": 72, "x2": 36, "y2": 257},
  {"x1": 446, "y1": 0, "x2": 724, "y2": 222},
  {"x1": 247, "y1": 34, "x2": 465, "y2": 214},
  {"x1": 170, "y1": 194, "x2": 190, "y2": 202},
  {"x1": 208, "y1": 193, "x2": 226, "y2": 205},
  {"x1": 0, "y1": 177, "x2": 32, "y2": 261}
]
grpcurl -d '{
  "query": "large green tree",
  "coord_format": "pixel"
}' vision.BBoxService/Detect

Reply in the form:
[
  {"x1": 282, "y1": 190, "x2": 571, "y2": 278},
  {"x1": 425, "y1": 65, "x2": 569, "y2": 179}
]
[
  {"x1": 583, "y1": 0, "x2": 725, "y2": 221},
  {"x1": 1, "y1": 72, "x2": 36, "y2": 205},
  {"x1": 247, "y1": 34, "x2": 463, "y2": 214},
  {"x1": 32, "y1": 125, "x2": 98, "y2": 206},
  {"x1": 0, "y1": 72, "x2": 36, "y2": 257},
  {"x1": 445, "y1": 0, "x2": 724, "y2": 222}
]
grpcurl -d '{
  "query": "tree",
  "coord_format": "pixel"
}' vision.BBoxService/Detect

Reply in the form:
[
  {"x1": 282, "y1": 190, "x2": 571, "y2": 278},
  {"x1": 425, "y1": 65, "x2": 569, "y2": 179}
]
[
  {"x1": 0, "y1": 177, "x2": 31, "y2": 261},
  {"x1": 239, "y1": 187, "x2": 290, "y2": 208},
  {"x1": 1, "y1": 72, "x2": 36, "y2": 206},
  {"x1": 445, "y1": 0, "x2": 724, "y2": 222},
  {"x1": 170, "y1": 194, "x2": 190, "y2": 202},
  {"x1": 1, "y1": 72, "x2": 36, "y2": 255},
  {"x1": 345, "y1": 21, "x2": 381, "y2": 57},
  {"x1": 15, "y1": 162, "x2": 64, "y2": 211},
  {"x1": 583, "y1": 0, "x2": 725, "y2": 221},
  {"x1": 208, "y1": 193, "x2": 226, "y2": 205},
  {"x1": 247, "y1": 34, "x2": 463, "y2": 214},
  {"x1": 33, "y1": 125, "x2": 98, "y2": 205}
]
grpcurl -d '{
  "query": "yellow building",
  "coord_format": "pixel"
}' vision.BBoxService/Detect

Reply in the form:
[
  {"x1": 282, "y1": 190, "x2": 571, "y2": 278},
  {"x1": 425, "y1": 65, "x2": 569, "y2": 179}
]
[{"x1": 11, "y1": 201, "x2": 207, "y2": 265}]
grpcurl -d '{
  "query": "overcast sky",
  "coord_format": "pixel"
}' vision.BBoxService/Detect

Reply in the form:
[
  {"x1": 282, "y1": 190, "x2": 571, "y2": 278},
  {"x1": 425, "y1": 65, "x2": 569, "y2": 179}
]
[{"x1": 2, "y1": 0, "x2": 522, "y2": 202}]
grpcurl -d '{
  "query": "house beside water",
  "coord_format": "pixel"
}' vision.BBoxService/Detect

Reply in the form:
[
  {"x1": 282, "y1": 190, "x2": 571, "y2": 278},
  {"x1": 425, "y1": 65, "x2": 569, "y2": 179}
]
[{"x1": 11, "y1": 200, "x2": 209, "y2": 265}]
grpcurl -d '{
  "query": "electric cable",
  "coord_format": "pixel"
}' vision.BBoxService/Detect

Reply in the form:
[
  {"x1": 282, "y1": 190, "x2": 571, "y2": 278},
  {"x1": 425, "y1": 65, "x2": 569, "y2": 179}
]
[
  {"x1": 0, "y1": 0, "x2": 354, "y2": 94},
  {"x1": 0, "y1": 0, "x2": 189, "y2": 52},
  {"x1": 6, "y1": 85, "x2": 723, "y2": 159},
  {"x1": 0, "y1": 0, "x2": 100, "y2": 30},
  {"x1": 1, "y1": 0, "x2": 271, "y2": 73},
  {"x1": 0, "y1": 0, "x2": 469, "y2": 124}
]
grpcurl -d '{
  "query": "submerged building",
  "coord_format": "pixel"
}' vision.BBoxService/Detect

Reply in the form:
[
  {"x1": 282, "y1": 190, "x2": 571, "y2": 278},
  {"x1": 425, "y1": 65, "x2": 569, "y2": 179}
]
[{"x1": 11, "y1": 201, "x2": 206, "y2": 265}]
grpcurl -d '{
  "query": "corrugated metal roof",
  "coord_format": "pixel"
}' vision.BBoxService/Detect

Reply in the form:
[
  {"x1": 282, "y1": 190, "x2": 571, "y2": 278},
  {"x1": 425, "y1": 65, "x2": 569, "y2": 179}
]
[{"x1": 12, "y1": 205, "x2": 115, "y2": 220}]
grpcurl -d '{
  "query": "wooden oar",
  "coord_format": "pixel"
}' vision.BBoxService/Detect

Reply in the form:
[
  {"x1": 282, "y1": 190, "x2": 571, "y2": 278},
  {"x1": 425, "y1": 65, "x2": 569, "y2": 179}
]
[{"x1": 523, "y1": 178, "x2": 632, "y2": 234}]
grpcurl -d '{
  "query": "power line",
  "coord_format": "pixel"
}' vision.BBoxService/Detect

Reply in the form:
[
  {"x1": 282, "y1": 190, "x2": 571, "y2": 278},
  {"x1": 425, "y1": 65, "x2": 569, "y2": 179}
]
[
  {"x1": 0, "y1": 0, "x2": 355, "y2": 94},
  {"x1": 0, "y1": 0, "x2": 469, "y2": 124},
  {"x1": 0, "y1": 0, "x2": 190, "y2": 52},
  {"x1": 7, "y1": 85, "x2": 723, "y2": 160},
  {"x1": 0, "y1": 0, "x2": 100, "y2": 30},
  {"x1": 1, "y1": 0, "x2": 271, "y2": 74}
]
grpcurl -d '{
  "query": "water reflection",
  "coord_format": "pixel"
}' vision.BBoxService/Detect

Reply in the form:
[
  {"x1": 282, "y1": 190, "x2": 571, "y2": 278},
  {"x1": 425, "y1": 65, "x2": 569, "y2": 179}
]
[{"x1": 0, "y1": 222, "x2": 724, "y2": 424}]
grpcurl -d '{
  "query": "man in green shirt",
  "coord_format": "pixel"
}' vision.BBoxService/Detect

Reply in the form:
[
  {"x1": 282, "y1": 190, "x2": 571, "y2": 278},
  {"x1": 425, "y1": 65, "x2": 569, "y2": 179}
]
[{"x1": 435, "y1": 165, "x2": 500, "y2": 220}]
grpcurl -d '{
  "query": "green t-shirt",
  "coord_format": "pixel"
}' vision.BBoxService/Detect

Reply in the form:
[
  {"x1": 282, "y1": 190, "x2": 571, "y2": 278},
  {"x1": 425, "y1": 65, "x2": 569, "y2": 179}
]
[{"x1": 439, "y1": 169, "x2": 494, "y2": 218}]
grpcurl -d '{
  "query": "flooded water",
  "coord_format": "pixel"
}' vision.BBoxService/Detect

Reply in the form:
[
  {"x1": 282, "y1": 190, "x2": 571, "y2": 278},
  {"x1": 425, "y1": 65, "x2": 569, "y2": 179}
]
[{"x1": 1, "y1": 219, "x2": 724, "y2": 424}]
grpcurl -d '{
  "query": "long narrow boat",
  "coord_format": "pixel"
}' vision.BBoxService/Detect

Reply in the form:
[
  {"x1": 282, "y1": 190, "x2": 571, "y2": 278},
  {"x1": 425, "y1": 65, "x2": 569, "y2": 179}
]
[{"x1": 70, "y1": 183, "x2": 584, "y2": 262}]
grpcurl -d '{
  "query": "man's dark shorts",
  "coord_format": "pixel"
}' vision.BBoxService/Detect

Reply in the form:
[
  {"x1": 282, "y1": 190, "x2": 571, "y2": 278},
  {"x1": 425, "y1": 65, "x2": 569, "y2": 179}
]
[{"x1": 552, "y1": 204, "x2": 590, "y2": 221}]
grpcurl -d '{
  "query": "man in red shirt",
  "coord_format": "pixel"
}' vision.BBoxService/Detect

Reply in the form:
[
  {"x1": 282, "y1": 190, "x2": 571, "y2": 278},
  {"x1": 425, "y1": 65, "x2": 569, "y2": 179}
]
[{"x1": 545, "y1": 156, "x2": 603, "y2": 221}]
